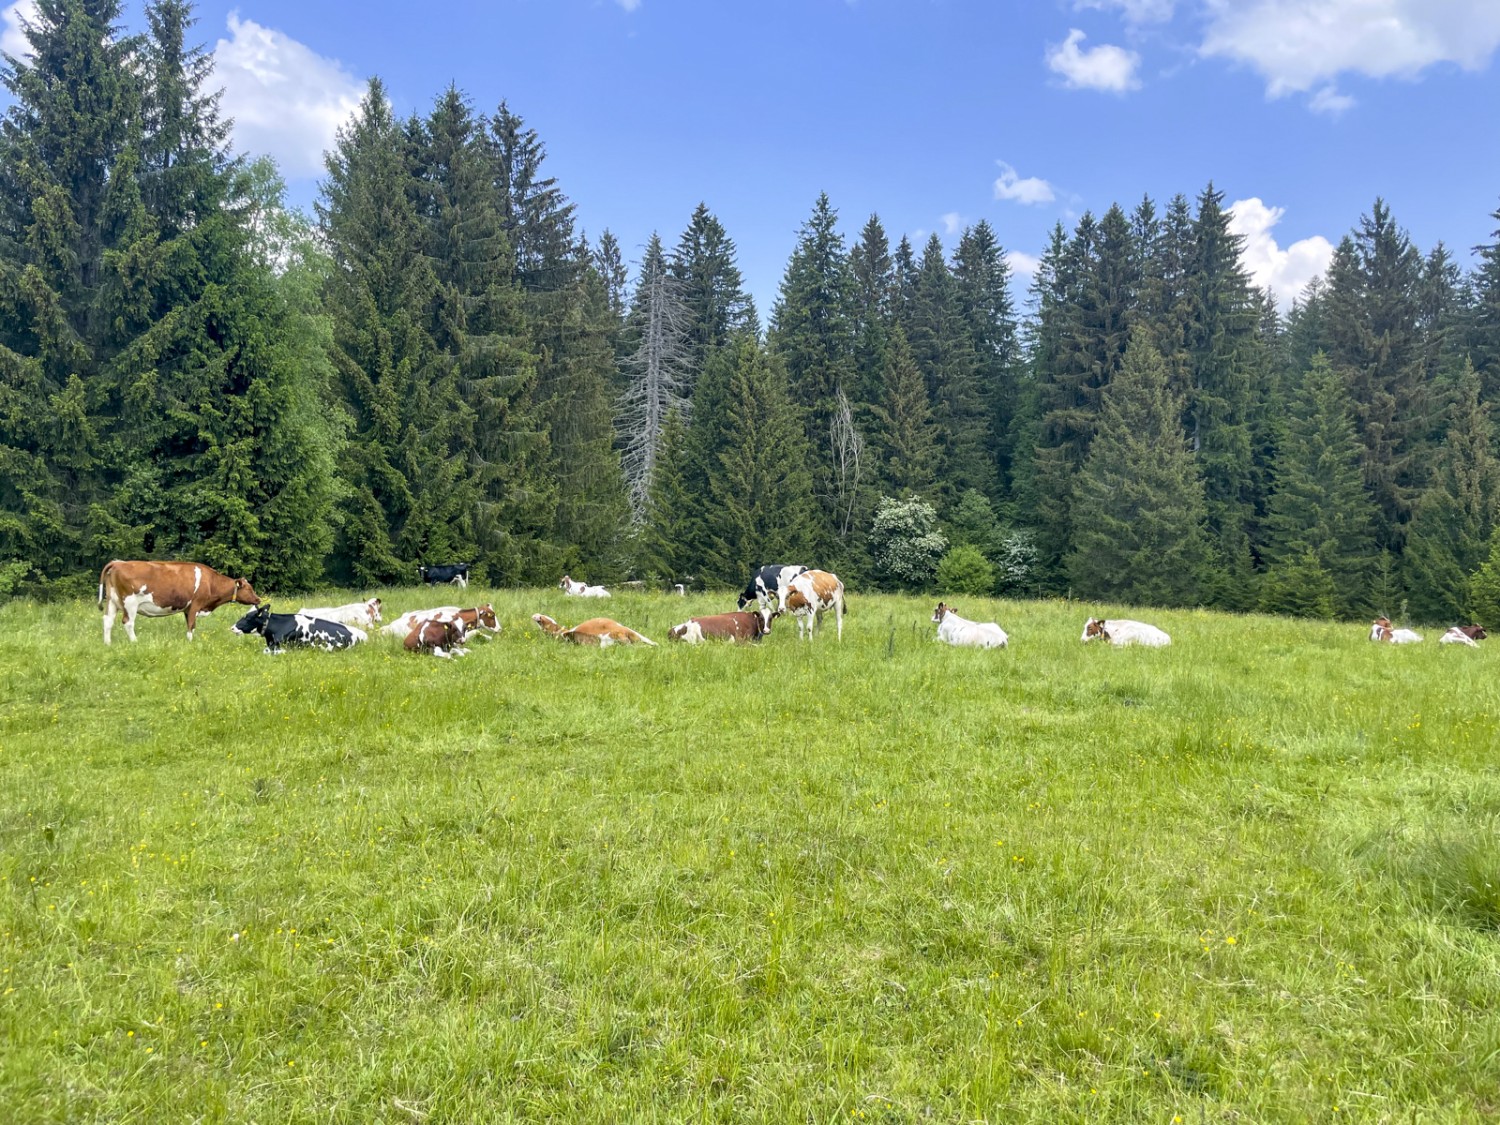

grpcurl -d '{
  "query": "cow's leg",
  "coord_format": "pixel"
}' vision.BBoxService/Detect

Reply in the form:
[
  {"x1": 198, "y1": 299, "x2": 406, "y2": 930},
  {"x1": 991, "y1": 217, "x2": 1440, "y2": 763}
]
[
  {"x1": 185, "y1": 606, "x2": 198, "y2": 642},
  {"x1": 123, "y1": 597, "x2": 139, "y2": 643},
  {"x1": 102, "y1": 593, "x2": 117, "y2": 645},
  {"x1": 835, "y1": 600, "x2": 843, "y2": 642},
  {"x1": 432, "y1": 647, "x2": 453, "y2": 659}
]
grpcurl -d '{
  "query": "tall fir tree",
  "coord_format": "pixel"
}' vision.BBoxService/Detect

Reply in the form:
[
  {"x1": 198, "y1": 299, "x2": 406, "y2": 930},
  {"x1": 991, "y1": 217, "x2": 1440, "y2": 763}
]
[
  {"x1": 669, "y1": 202, "x2": 755, "y2": 373},
  {"x1": 872, "y1": 324, "x2": 938, "y2": 497},
  {"x1": 1403, "y1": 360, "x2": 1500, "y2": 621},
  {"x1": 701, "y1": 336, "x2": 817, "y2": 583},
  {"x1": 1066, "y1": 335, "x2": 1210, "y2": 606},
  {"x1": 1186, "y1": 184, "x2": 1262, "y2": 606},
  {"x1": 1260, "y1": 354, "x2": 1379, "y2": 618},
  {"x1": 849, "y1": 213, "x2": 893, "y2": 408},
  {"x1": 0, "y1": 0, "x2": 336, "y2": 592},
  {"x1": 487, "y1": 102, "x2": 627, "y2": 573},
  {"x1": 410, "y1": 86, "x2": 549, "y2": 581},
  {"x1": 1469, "y1": 200, "x2": 1500, "y2": 403},
  {"x1": 952, "y1": 220, "x2": 1021, "y2": 499},
  {"x1": 320, "y1": 78, "x2": 462, "y2": 584},
  {"x1": 769, "y1": 193, "x2": 857, "y2": 550},
  {"x1": 1321, "y1": 199, "x2": 1428, "y2": 551}
]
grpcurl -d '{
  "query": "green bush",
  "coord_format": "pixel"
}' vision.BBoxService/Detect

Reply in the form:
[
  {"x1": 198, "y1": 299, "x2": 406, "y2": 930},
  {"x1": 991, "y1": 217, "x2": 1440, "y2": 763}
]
[{"x1": 936, "y1": 544, "x2": 995, "y2": 597}]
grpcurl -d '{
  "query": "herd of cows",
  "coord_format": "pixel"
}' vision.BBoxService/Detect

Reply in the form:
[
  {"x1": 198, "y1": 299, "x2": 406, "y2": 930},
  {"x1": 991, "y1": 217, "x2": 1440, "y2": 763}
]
[{"x1": 93, "y1": 558, "x2": 1490, "y2": 656}]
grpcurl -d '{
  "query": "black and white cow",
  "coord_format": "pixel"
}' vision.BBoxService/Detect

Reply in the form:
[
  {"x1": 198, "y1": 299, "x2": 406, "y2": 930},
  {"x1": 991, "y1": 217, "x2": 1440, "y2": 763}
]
[
  {"x1": 231, "y1": 604, "x2": 366, "y2": 654},
  {"x1": 417, "y1": 563, "x2": 473, "y2": 588},
  {"x1": 736, "y1": 564, "x2": 807, "y2": 612}
]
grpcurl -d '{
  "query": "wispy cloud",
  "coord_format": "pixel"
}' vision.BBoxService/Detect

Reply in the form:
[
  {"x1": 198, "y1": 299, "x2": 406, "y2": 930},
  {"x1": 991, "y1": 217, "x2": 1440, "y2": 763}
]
[
  {"x1": 1046, "y1": 28, "x2": 1141, "y2": 92},
  {"x1": 1, "y1": 0, "x2": 37, "y2": 59},
  {"x1": 1075, "y1": 0, "x2": 1175, "y2": 23},
  {"x1": 615, "y1": 0, "x2": 642, "y2": 11},
  {"x1": 994, "y1": 161, "x2": 1056, "y2": 206},
  {"x1": 1227, "y1": 197, "x2": 1334, "y2": 308},
  {"x1": 1200, "y1": 0, "x2": 1500, "y2": 108},
  {"x1": 941, "y1": 212, "x2": 963, "y2": 235},
  {"x1": 213, "y1": 14, "x2": 363, "y2": 179},
  {"x1": 1006, "y1": 249, "x2": 1042, "y2": 279}
]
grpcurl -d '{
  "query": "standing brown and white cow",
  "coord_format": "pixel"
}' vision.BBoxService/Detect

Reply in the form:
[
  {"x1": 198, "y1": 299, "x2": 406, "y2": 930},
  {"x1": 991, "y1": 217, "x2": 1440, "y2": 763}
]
[
  {"x1": 98, "y1": 560, "x2": 260, "y2": 644},
  {"x1": 777, "y1": 569, "x2": 846, "y2": 641}
]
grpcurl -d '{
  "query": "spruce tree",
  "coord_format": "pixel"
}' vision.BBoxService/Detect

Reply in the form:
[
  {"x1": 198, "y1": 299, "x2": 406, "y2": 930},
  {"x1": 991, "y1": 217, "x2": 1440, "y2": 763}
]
[
  {"x1": 1261, "y1": 354, "x2": 1378, "y2": 617},
  {"x1": 669, "y1": 202, "x2": 755, "y2": 371},
  {"x1": 770, "y1": 193, "x2": 857, "y2": 549},
  {"x1": 320, "y1": 78, "x2": 460, "y2": 584},
  {"x1": 906, "y1": 233, "x2": 986, "y2": 500},
  {"x1": 1403, "y1": 361, "x2": 1499, "y2": 620},
  {"x1": 411, "y1": 86, "x2": 550, "y2": 581},
  {"x1": 872, "y1": 325, "x2": 937, "y2": 497},
  {"x1": 849, "y1": 213, "x2": 893, "y2": 408},
  {"x1": 702, "y1": 336, "x2": 816, "y2": 584},
  {"x1": 952, "y1": 220, "x2": 1021, "y2": 498},
  {"x1": 1322, "y1": 199, "x2": 1428, "y2": 550},
  {"x1": 1066, "y1": 335, "x2": 1210, "y2": 606},
  {"x1": 1474, "y1": 200, "x2": 1500, "y2": 403}
]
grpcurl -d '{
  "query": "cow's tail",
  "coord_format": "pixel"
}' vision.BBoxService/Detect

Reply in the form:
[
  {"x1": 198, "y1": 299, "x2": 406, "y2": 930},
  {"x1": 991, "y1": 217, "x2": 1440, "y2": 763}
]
[{"x1": 97, "y1": 561, "x2": 117, "y2": 610}]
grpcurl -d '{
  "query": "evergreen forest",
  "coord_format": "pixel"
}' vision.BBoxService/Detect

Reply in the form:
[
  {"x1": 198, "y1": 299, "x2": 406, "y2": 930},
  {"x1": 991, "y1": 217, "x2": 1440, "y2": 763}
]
[{"x1": 6, "y1": 0, "x2": 1500, "y2": 625}]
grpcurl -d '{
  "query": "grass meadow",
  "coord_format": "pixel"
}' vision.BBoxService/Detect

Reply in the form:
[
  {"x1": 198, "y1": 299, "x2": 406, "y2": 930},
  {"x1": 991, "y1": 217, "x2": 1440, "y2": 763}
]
[{"x1": 2, "y1": 586, "x2": 1499, "y2": 1123}]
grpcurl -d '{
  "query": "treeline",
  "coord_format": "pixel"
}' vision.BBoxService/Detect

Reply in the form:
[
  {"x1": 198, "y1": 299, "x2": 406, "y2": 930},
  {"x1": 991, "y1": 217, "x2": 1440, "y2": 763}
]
[{"x1": 4, "y1": 1, "x2": 1500, "y2": 623}]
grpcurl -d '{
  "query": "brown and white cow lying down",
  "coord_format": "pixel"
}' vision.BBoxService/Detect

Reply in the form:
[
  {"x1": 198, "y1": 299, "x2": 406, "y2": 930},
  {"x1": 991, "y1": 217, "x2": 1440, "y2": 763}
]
[
  {"x1": 531, "y1": 614, "x2": 656, "y2": 646},
  {"x1": 296, "y1": 597, "x2": 382, "y2": 629},
  {"x1": 777, "y1": 569, "x2": 846, "y2": 641},
  {"x1": 99, "y1": 559, "x2": 259, "y2": 644},
  {"x1": 667, "y1": 611, "x2": 770, "y2": 644},
  {"x1": 1369, "y1": 617, "x2": 1422, "y2": 644},
  {"x1": 380, "y1": 604, "x2": 500, "y2": 641},
  {"x1": 1439, "y1": 624, "x2": 1486, "y2": 647},
  {"x1": 405, "y1": 617, "x2": 468, "y2": 659}
]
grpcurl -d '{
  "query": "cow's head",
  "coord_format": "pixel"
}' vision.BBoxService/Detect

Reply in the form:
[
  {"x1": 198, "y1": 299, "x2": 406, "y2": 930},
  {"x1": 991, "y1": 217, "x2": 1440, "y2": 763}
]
[
  {"x1": 532, "y1": 613, "x2": 562, "y2": 636},
  {"x1": 1369, "y1": 617, "x2": 1393, "y2": 642},
  {"x1": 1465, "y1": 624, "x2": 1487, "y2": 640},
  {"x1": 232, "y1": 603, "x2": 270, "y2": 635},
  {"x1": 752, "y1": 610, "x2": 771, "y2": 637},
  {"x1": 932, "y1": 602, "x2": 951, "y2": 624},
  {"x1": 559, "y1": 575, "x2": 572, "y2": 591},
  {"x1": 233, "y1": 578, "x2": 261, "y2": 606},
  {"x1": 366, "y1": 597, "x2": 383, "y2": 623},
  {"x1": 474, "y1": 604, "x2": 498, "y2": 631},
  {"x1": 1081, "y1": 617, "x2": 1108, "y2": 642}
]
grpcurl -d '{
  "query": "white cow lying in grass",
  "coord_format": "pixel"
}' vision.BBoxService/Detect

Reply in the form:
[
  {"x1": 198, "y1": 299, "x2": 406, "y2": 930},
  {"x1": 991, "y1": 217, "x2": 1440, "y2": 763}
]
[
  {"x1": 295, "y1": 596, "x2": 382, "y2": 629},
  {"x1": 931, "y1": 602, "x2": 1008, "y2": 648},
  {"x1": 1081, "y1": 617, "x2": 1171, "y2": 647},
  {"x1": 1369, "y1": 617, "x2": 1422, "y2": 644},
  {"x1": 560, "y1": 574, "x2": 610, "y2": 598}
]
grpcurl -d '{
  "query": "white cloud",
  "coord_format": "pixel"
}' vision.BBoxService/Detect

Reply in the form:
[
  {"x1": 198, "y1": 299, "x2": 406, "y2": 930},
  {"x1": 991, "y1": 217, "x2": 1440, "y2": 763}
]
[
  {"x1": 1307, "y1": 84, "x2": 1355, "y2": 115},
  {"x1": 1200, "y1": 0, "x2": 1500, "y2": 101},
  {"x1": 1076, "y1": 0, "x2": 1176, "y2": 23},
  {"x1": 1227, "y1": 197, "x2": 1334, "y2": 308},
  {"x1": 615, "y1": 0, "x2": 642, "y2": 10},
  {"x1": 1006, "y1": 250, "x2": 1042, "y2": 279},
  {"x1": 1, "y1": 0, "x2": 36, "y2": 59},
  {"x1": 994, "y1": 161, "x2": 1056, "y2": 206},
  {"x1": 1046, "y1": 28, "x2": 1142, "y2": 92},
  {"x1": 213, "y1": 14, "x2": 363, "y2": 179},
  {"x1": 941, "y1": 212, "x2": 963, "y2": 235}
]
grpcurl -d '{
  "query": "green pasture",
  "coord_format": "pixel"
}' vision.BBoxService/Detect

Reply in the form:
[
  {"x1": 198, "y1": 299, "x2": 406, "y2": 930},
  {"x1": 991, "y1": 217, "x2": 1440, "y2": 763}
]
[{"x1": 1, "y1": 588, "x2": 1498, "y2": 1122}]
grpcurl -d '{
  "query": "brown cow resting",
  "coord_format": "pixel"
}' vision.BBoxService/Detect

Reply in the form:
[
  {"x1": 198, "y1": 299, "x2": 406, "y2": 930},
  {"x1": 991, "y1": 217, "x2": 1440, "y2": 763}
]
[
  {"x1": 405, "y1": 618, "x2": 468, "y2": 659},
  {"x1": 666, "y1": 611, "x2": 770, "y2": 644},
  {"x1": 99, "y1": 560, "x2": 260, "y2": 645},
  {"x1": 531, "y1": 614, "x2": 656, "y2": 647}
]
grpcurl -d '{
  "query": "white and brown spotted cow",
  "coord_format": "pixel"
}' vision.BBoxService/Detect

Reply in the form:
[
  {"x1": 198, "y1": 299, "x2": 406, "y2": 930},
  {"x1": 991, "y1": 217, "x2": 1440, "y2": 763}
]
[
  {"x1": 777, "y1": 569, "x2": 846, "y2": 641},
  {"x1": 667, "y1": 611, "x2": 771, "y2": 644},
  {"x1": 98, "y1": 559, "x2": 260, "y2": 645}
]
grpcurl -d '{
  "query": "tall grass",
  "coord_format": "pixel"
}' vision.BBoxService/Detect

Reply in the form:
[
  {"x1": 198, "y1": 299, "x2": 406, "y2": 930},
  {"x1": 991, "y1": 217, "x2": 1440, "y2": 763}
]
[{"x1": 1, "y1": 589, "x2": 1497, "y2": 1122}]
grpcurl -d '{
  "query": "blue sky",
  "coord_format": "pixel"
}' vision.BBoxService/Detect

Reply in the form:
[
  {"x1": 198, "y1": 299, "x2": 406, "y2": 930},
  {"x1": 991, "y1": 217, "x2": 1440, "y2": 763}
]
[{"x1": 6, "y1": 0, "x2": 1499, "y2": 313}]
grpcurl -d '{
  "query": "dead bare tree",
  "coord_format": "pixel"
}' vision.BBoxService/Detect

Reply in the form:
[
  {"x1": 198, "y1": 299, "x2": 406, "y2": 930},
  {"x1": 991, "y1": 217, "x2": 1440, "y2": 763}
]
[
  {"x1": 619, "y1": 236, "x2": 695, "y2": 522},
  {"x1": 830, "y1": 387, "x2": 866, "y2": 537}
]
